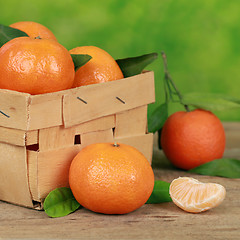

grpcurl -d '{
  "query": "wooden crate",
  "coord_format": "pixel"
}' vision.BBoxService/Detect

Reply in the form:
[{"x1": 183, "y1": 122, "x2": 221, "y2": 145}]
[{"x1": 0, "y1": 71, "x2": 155, "y2": 209}]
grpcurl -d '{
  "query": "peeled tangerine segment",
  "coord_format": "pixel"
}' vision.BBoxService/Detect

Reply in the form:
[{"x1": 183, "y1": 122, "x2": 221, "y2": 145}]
[{"x1": 169, "y1": 177, "x2": 226, "y2": 213}]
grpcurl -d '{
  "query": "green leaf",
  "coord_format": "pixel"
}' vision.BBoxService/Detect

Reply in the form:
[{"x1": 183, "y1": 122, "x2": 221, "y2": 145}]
[
  {"x1": 0, "y1": 24, "x2": 28, "y2": 47},
  {"x1": 44, "y1": 187, "x2": 81, "y2": 218},
  {"x1": 189, "y1": 158, "x2": 240, "y2": 178},
  {"x1": 146, "y1": 180, "x2": 172, "y2": 204},
  {"x1": 71, "y1": 54, "x2": 92, "y2": 71},
  {"x1": 116, "y1": 52, "x2": 158, "y2": 78},
  {"x1": 182, "y1": 92, "x2": 240, "y2": 111},
  {"x1": 148, "y1": 102, "x2": 168, "y2": 133}
]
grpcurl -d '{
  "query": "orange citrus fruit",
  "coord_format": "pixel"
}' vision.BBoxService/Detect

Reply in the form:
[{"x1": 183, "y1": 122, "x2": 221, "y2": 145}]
[
  {"x1": 169, "y1": 177, "x2": 226, "y2": 213},
  {"x1": 161, "y1": 109, "x2": 226, "y2": 170},
  {"x1": 10, "y1": 21, "x2": 57, "y2": 41},
  {"x1": 69, "y1": 46, "x2": 124, "y2": 87},
  {"x1": 69, "y1": 143, "x2": 154, "y2": 214},
  {"x1": 0, "y1": 37, "x2": 75, "y2": 95}
]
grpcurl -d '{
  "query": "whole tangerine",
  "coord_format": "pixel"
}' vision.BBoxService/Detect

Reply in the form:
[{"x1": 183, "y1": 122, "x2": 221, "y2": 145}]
[
  {"x1": 0, "y1": 37, "x2": 75, "y2": 94},
  {"x1": 69, "y1": 46, "x2": 123, "y2": 87},
  {"x1": 69, "y1": 143, "x2": 154, "y2": 215},
  {"x1": 161, "y1": 109, "x2": 226, "y2": 170},
  {"x1": 10, "y1": 21, "x2": 57, "y2": 41}
]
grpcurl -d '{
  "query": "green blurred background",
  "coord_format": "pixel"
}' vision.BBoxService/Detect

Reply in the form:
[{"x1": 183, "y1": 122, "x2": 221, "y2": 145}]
[{"x1": 1, "y1": 0, "x2": 240, "y2": 121}]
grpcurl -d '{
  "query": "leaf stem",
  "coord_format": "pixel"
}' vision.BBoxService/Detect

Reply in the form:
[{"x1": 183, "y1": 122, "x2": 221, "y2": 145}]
[{"x1": 161, "y1": 51, "x2": 190, "y2": 112}]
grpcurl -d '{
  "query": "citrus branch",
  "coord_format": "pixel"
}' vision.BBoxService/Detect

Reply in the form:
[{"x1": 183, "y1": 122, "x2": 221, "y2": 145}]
[{"x1": 161, "y1": 51, "x2": 190, "y2": 112}]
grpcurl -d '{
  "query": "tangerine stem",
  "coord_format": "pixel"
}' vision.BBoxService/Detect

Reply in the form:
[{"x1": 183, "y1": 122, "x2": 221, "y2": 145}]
[{"x1": 161, "y1": 51, "x2": 190, "y2": 112}]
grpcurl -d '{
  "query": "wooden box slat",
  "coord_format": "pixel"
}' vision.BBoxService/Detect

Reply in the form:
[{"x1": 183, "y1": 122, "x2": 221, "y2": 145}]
[
  {"x1": 26, "y1": 130, "x2": 39, "y2": 146},
  {"x1": 37, "y1": 145, "x2": 82, "y2": 201},
  {"x1": 39, "y1": 125, "x2": 75, "y2": 151},
  {"x1": 114, "y1": 105, "x2": 148, "y2": 138},
  {"x1": 81, "y1": 129, "x2": 114, "y2": 148},
  {"x1": 63, "y1": 71, "x2": 155, "y2": 128},
  {"x1": 75, "y1": 114, "x2": 115, "y2": 135},
  {"x1": 28, "y1": 93, "x2": 63, "y2": 130},
  {"x1": 0, "y1": 143, "x2": 33, "y2": 208},
  {"x1": 0, "y1": 89, "x2": 30, "y2": 130},
  {"x1": 0, "y1": 126, "x2": 26, "y2": 146}
]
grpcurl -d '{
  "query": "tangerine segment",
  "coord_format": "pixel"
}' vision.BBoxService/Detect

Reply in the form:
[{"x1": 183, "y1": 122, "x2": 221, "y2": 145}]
[
  {"x1": 10, "y1": 21, "x2": 57, "y2": 41},
  {"x1": 169, "y1": 177, "x2": 226, "y2": 213},
  {"x1": 69, "y1": 143, "x2": 154, "y2": 215},
  {"x1": 69, "y1": 46, "x2": 123, "y2": 87}
]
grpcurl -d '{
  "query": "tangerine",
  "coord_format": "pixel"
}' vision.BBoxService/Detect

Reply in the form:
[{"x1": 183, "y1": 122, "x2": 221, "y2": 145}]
[
  {"x1": 161, "y1": 109, "x2": 226, "y2": 170},
  {"x1": 69, "y1": 143, "x2": 154, "y2": 215},
  {"x1": 0, "y1": 37, "x2": 75, "y2": 95},
  {"x1": 169, "y1": 177, "x2": 226, "y2": 213},
  {"x1": 10, "y1": 21, "x2": 57, "y2": 41},
  {"x1": 69, "y1": 46, "x2": 123, "y2": 87}
]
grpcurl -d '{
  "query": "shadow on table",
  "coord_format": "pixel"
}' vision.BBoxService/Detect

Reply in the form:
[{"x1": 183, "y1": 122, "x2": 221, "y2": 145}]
[
  {"x1": 151, "y1": 147, "x2": 178, "y2": 170},
  {"x1": 151, "y1": 133, "x2": 177, "y2": 170}
]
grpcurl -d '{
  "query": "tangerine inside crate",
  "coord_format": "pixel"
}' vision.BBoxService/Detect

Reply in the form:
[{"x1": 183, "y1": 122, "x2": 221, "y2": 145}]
[{"x1": 0, "y1": 71, "x2": 155, "y2": 209}]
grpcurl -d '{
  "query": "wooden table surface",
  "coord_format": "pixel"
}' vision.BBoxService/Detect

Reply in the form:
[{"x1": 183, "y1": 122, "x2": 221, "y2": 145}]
[{"x1": 0, "y1": 133, "x2": 240, "y2": 240}]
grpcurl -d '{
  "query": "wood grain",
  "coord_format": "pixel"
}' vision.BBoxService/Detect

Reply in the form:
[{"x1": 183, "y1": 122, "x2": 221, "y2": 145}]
[
  {"x1": 0, "y1": 128, "x2": 240, "y2": 239},
  {"x1": 0, "y1": 143, "x2": 239, "y2": 239}
]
